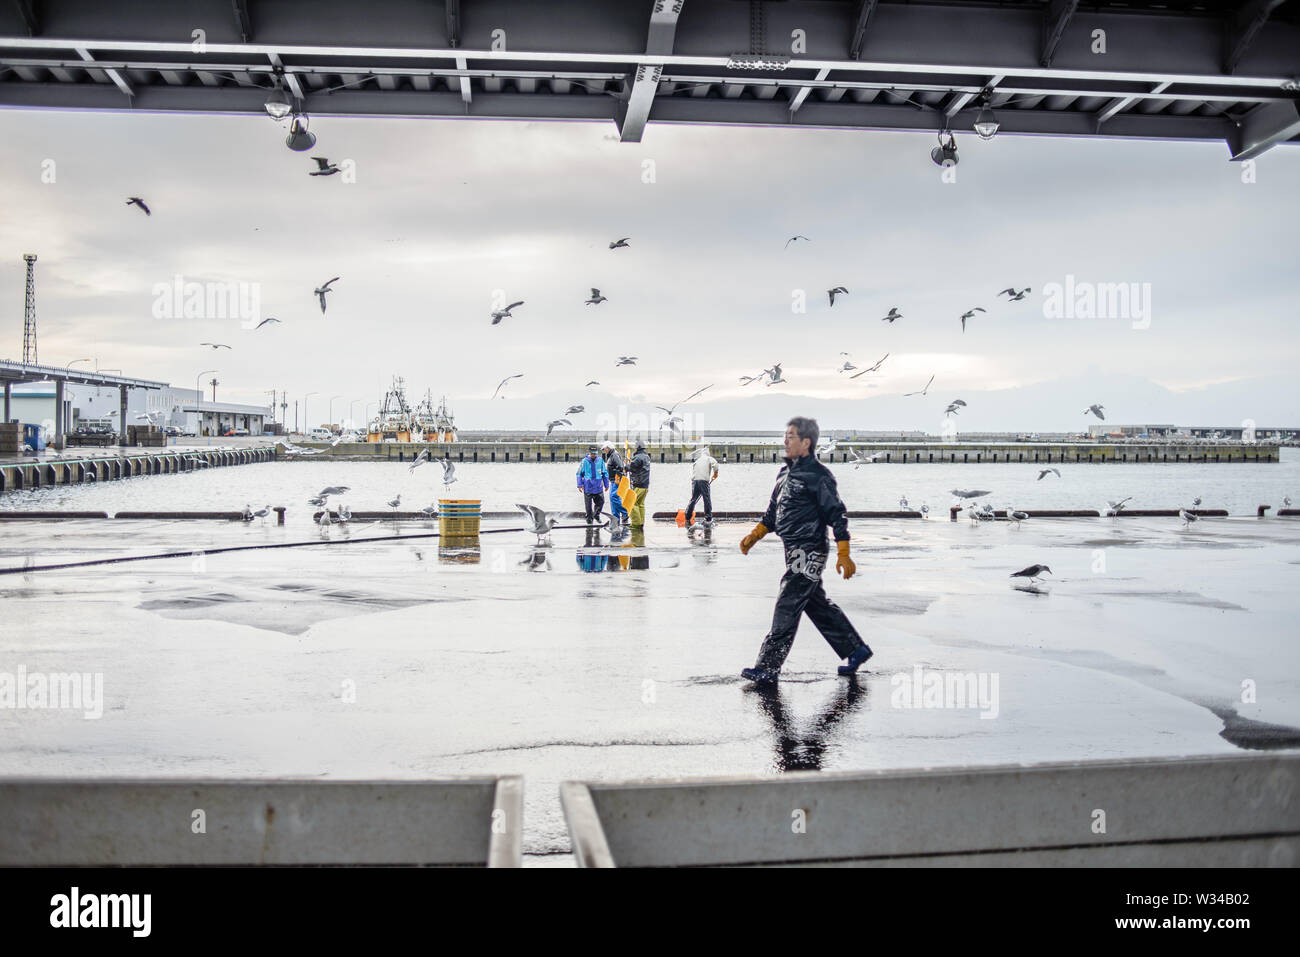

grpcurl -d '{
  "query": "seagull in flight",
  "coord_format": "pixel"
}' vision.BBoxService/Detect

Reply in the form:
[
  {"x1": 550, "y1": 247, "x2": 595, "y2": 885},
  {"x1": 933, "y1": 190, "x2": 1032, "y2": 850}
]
[
  {"x1": 585, "y1": 288, "x2": 607, "y2": 305},
  {"x1": 491, "y1": 374, "x2": 523, "y2": 400},
  {"x1": 656, "y1": 385, "x2": 712, "y2": 416},
  {"x1": 848, "y1": 449, "x2": 884, "y2": 468},
  {"x1": 1105, "y1": 496, "x2": 1132, "y2": 516},
  {"x1": 408, "y1": 449, "x2": 430, "y2": 473},
  {"x1": 998, "y1": 287, "x2": 1031, "y2": 301},
  {"x1": 546, "y1": 419, "x2": 571, "y2": 436},
  {"x1": 828, "y1": 286, "x2": 849, "y2": 307},
  {"x1": 309, "y1": 157, "x2": 341, "y2": 176},
  {"x1": 491, "y1": 301, "x2": 525, "y2": 325},
  {"x1": 960, "y1": 307, "x2": 986, "y2": 332},
  {"x1": 1084, "y1": 404, "x2": 1105, "y2": 420},
  {"x1": 615, "y1": 356, "x2": 637, "y2": 367},
  {"x1": 564, "y1": 405, "x2": 585, "y2": 416},
  {"x1": 200, "y1": 342, "x2": 232, "y2": 349},
  {"x1": 944, "y1": 399, "x2": 967, "y2": 416},
  {"x1": 1037, "y1": 467, "x2": 1061, "y2": 481},
  {"x1": 837, "y1": 357, "x2": 857, "y2": 373},
  {"x1": 903, "y1": 374, "x2": 935, "y2": 397},
  {"x1": 660, "y1": 416, "x2": 684, "y2": 434},
  {"x1": 784, "y1": 235, "x2": 810, "y2": 249},
  {"x1": 609, "y1": 237, "x2": 630, "y2": 249},
  {"x1": 440, "y1": 456, "x2": 457, "y2": 486},
  {"x1": 585, "y1": 380, "x2": 600, "y2": 387},
  {"x1": 315, "y1": 277, "x2": 339, "y2": 314},
  {"x1": 881, "y1": 307, "x2": 902, "y2": 323},
  {"x1": 850, "y1": 354, "x2": 889, "y2": 378},
  {"x1": 253, "y1": 317, "x2": 280, "y2": 330},
  {"x1": 126, "y1": 197, "x2": 151, "y2": 216}
]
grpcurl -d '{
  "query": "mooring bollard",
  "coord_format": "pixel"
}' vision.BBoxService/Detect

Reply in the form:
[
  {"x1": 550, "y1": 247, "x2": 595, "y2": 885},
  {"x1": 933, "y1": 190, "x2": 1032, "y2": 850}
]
[
  {"x1": 950, "y1": 505, "x2": 961, "y2": 522},
  {"x1": 1258, "y1": 505, "x2": 1271, "y2": 517},
  {"x1": 274, "y1": 506, "x2": 286, "y2": 525}
]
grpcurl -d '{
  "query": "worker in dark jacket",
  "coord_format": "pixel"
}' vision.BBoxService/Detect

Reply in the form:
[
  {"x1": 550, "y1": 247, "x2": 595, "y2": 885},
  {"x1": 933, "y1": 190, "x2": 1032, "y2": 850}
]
[
  {"x1": 600, "y1": 441, "x2": 628, "y2": 525},
  {"x1": 576, "y1": 446, "x2": 610, "y2": 525},
  {"x1": 627, "y1": 442, "x2": 652, "y2": 527},
  {"x1": 738, "y1": 416, "x2": 872, "y2": 685}
]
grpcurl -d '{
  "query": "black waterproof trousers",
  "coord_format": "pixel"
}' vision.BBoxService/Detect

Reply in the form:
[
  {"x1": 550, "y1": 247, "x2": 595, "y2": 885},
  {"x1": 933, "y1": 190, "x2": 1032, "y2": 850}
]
[
  {"x1": 686, "y1": 479, "x2": 713, "y2": 523},
  {"x1": 584, "y1": 491, "x2": 605, "y2": 523},
  {"x1": 754, "y1": 541, "x2": 869, "y2": 673}
]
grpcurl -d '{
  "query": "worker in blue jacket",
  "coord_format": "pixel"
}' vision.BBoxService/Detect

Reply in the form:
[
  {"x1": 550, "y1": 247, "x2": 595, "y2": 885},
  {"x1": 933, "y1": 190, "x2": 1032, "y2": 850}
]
[{"x1": 576, "y1": 446, "x2": 610, "y2": 525}]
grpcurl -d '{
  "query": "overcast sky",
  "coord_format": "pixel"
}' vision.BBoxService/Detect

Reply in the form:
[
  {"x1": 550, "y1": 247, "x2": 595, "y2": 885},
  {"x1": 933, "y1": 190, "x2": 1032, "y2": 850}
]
[{"x1": 2, "y1": 108, "x2": 1297, "y2": 431}]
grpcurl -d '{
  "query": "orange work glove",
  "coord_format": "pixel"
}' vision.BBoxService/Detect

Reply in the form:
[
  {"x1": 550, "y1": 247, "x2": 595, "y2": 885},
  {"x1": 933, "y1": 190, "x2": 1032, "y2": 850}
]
[
  {"x1": 739, "y1": 522, "x2": 769, "y2": 555},
  {"x1": 835, "y1": 540, "x2": 855, "y2": 579}
]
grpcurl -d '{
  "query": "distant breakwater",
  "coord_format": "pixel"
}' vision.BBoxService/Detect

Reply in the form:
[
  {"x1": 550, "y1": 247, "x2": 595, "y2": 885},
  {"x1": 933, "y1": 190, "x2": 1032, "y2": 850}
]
[{"x1": 279, "y1": 442, "x2": 1282, "y2": 465}]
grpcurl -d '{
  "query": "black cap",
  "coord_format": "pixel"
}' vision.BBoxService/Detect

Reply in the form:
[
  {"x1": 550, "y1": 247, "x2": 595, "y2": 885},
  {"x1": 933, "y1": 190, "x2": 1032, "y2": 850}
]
[{"x1": 587, "y1": 446, "x2": 598, "y2": 452}]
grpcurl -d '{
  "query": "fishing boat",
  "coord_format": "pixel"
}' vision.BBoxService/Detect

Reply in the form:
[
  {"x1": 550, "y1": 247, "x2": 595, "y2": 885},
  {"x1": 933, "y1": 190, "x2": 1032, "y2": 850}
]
[
  {"x1": 366, "y1": 376, "x2": 414, "y2": 443},
  {"x1": 414, "y1": 390, "x2": 457, "y2": 443}
]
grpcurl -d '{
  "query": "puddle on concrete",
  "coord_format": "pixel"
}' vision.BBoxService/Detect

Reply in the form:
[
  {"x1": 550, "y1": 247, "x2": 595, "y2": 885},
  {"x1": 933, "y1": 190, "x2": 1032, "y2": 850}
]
[{"x1": 1087, "y1": 590, "x2": 1246, "y2": 611}]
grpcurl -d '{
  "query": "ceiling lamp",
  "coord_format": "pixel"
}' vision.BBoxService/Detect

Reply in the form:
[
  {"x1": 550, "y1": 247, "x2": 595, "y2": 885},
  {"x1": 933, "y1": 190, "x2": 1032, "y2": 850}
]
[
  {"x1": 285, "y1": 113, "x2": 316, "y2": 151},
  {"x1": 930, "y1": 130, "x2": 958, "y2": 167},
  {"x1": 264, "y1": 77, "x2": 292, "y2": 119},
  {"x1": 973, "y1": 89, "x2": 1000, "y2": 140}
]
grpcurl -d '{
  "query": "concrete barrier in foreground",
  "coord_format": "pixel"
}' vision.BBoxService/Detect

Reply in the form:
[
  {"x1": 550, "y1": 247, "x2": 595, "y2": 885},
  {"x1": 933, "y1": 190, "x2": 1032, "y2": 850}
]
[
  {"x1": 0, "y1": 776, "x2": 522, "y2": 867},
  {"x1": 561, "y1": 753, "x2": 1299, "y2": 867}
]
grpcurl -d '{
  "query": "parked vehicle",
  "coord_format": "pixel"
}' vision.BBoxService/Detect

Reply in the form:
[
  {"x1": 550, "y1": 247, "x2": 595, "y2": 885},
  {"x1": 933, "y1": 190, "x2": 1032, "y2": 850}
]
[{"x1": 307, "y1": 428, "x2": 332, "y2": 441}]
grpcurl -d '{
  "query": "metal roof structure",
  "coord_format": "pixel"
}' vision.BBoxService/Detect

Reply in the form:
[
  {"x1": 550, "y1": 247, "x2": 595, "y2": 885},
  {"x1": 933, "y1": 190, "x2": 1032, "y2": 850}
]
[
  {"x1": 0, "y1": 359, "x2": 167, "y2": 390},
  {"x1": 1, "y1": 1, "x2": 1298, "y2": 159}
]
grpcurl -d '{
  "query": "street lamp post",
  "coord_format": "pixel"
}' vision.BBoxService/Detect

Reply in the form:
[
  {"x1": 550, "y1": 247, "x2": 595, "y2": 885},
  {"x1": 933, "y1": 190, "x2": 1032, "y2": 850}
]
[
  {"x1": 349, "y1": 399, "x2": 361, "y2": 431},
  {"x1": 304, "y1": 392, "x2": 318, "y2": 437},
  {"x1": 197, "y1": 369, "x2": 217, "y2": 443},
  {"x1": 329, "y1": 394, "x2": 342, "y2": 433}
]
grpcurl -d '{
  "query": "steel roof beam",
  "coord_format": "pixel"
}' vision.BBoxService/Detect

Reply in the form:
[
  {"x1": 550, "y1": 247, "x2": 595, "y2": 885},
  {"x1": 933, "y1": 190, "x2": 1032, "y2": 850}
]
[
  {"x1": 446, "y1": 0, "x2": 460, "y2": 49},
  {"x1": 1224, "y1": 0, "x2": 1285, "y2": 75},
  {"x1": 2, "y1": 36, "x2": 1293, "y2": 91},
  {"x1": 617, "y1": 0, "x2": 683, "y2": 143},
  {"x1": 231, "y1": 0, "x2": 252, "y2": 44},
  {"x1": 74, "y1": 44, "x2": 130, "y2": 97},
  {"x1": 1229, "y1": 99, "x2": 1300, "y2": 160},
  {"x1": 847, "y1": 0, "x2": 879, "y2": 61},
  {"x1": 11, "y1": 0, "x2": 37, "y2": 37},
  {"x1": 1040, "y1": 0, "x2": 1078, "y2": 69}
]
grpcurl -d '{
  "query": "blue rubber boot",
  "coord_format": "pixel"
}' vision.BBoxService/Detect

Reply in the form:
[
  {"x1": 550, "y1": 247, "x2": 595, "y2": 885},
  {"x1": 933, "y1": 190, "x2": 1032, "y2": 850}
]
[
  {"x1": 741, "y1": 667, "x2": 779, "y2": 686},
  {"x1": 837, "y1": 644, "x2": 873, "y2": 676}
]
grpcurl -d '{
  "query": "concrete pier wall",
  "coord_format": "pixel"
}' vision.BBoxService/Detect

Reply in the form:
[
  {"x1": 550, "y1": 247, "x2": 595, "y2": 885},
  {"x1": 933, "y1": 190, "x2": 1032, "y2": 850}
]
[
  {"x1": 0, "y1": 446, "x2": 275, "y2": 495},
  {"x1": 562, "y1": 753, "x2": 1300, "y2": 867},
  {"x1": 0, "y1": 775, "x2": 523, "y2": 866},
  {"x1": 289, "y1": 441, "x2": 1282, "y2": 465}
]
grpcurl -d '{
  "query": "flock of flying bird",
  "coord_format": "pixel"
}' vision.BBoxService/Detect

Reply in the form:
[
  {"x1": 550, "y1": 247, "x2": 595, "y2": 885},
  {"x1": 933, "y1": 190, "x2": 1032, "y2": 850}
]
[{"x1": 124, "y1": 200, "x2": 1115, "y2": 435}]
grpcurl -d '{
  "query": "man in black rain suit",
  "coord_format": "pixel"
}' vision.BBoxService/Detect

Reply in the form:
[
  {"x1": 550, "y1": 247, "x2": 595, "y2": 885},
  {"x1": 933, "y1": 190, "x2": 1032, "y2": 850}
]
[{"x1": 738, "y1": 416, "x2": 873, "y2": 685}]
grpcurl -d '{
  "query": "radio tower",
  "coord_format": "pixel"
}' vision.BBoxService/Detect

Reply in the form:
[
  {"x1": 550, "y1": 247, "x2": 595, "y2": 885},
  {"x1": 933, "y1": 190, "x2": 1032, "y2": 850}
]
[{"x1": 22, "y1": 254, "x2": 37, "y2": 365}]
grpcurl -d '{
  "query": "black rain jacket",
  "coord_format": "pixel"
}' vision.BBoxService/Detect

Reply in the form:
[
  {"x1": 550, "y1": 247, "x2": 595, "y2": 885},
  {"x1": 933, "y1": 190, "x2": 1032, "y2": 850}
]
[
  {"x1": 761, "y1": 453, "x2": 851, "y2": 548},
  {"x1": 628, "y1": 449, "x2": 652, "y2": 488}
]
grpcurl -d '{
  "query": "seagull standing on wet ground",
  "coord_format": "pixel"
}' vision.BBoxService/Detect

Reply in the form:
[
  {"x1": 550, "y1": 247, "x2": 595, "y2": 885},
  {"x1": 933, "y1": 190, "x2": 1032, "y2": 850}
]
[
  {"x1": 1180, "y1": 507, "x2": 1199, "y2": 528},
  {"x1": 517, "y1": 504, "x2": 562, "y2": 545},
  {"x1": 387, "y1": 494, "x2": 402, "y2": 514},
  {"x1": 1006, "y1": 506, "x2": 1029, "y2": 528},
  {"x1": 1011, "y1": 564, "x2": 1051, "y2": 582}
]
